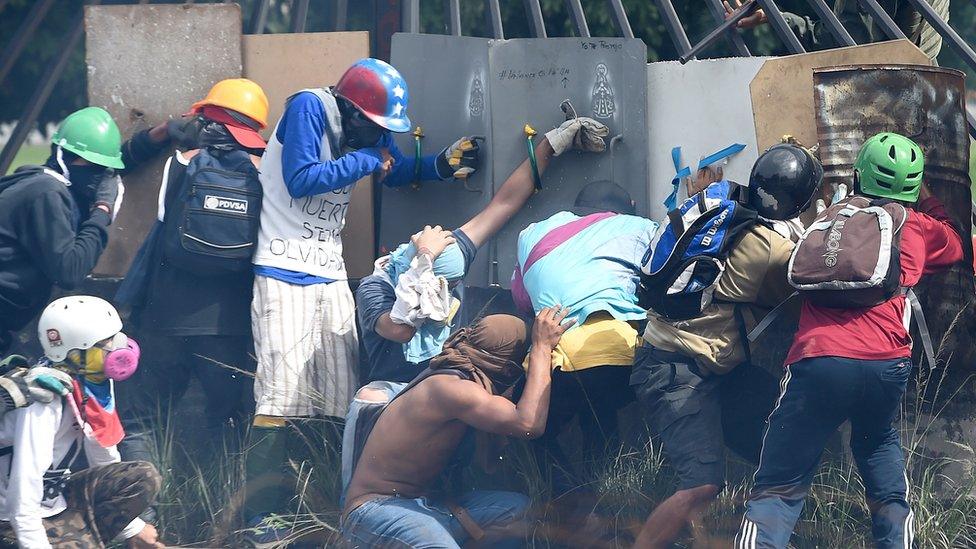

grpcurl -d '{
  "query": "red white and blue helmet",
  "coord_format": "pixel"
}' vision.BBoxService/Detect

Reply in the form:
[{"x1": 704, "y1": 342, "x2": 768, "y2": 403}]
[{"x1": 334, "y1": 58, "x2": 411, "y2": 133}]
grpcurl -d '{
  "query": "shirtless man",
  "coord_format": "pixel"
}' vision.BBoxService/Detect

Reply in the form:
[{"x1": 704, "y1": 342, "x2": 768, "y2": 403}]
[{"x1": 341, "y1": 308, "x2": 574, "y2": 548}]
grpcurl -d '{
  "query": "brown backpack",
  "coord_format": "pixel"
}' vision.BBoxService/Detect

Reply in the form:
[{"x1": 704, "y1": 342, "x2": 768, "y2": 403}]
[{"x1": 788, "y1": 196, "x2": 907, "y2": 308}]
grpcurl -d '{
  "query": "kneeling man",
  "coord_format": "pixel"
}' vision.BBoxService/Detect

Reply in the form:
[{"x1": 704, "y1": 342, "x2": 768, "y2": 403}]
[{"x1": 341, "y1": 308, "x2": 574, "y2": 548}]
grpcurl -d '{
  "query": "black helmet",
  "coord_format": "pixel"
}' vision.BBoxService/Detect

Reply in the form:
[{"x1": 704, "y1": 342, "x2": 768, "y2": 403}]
[{"x1": 747, "y1": 144, "x2": 823, "y2": 220}]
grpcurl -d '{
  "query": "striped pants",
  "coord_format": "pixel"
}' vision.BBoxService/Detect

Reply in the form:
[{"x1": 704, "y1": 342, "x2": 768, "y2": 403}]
[
  {"x1": 736, "y1": 356, "x2": 913, "y2": 549},
  {"x1": 251, "y1": 276, "x2": 359, "y2": 418}
]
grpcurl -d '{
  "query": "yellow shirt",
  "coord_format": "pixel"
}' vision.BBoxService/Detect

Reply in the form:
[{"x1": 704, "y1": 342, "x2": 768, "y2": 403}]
[{"x1": 544, "y1": 313, "x2": 641, "y2": 372}]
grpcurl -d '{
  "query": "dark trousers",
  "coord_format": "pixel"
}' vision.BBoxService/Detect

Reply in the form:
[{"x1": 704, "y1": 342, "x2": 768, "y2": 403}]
[
  {"x1": 0, "y1": 461, "x2": 161, "y2": 549},
  {"x1": 118, "y1": 334, "x2": 254, "y2": 455},
  {"x1": 117, "y1": 335, "x2": 254, "y2": 525},
  {"x1": 737, "y1": 356, "x2": 913, "y2": 549},
  {"x1": 535, "y1": 366, "x2": 634, "y2": 497}
]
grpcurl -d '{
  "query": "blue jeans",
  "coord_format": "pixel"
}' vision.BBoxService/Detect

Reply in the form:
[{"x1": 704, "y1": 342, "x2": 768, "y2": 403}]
[
  {"x1": 736, "y1": 356, "x2": 913, "y2": 549},
  {"x1": 341, "y1": 490, "x2": 530, "y2": 548}
]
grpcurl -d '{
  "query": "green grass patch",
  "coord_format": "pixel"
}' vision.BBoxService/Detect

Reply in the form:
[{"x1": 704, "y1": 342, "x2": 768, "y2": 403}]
[{"x1": 5, "y1": 144, "x2": 48, "y2": 175}]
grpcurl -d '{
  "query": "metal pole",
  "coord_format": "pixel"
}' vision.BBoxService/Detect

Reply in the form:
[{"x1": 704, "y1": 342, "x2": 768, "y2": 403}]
[
  {"x1": 682, "y1": 1, "x2": 759, "y2": 63},
  {"x1": 754, "y1": 0, "x2": 806, "y2": 53},
  {"x1": 290, "y1": 0, "x2": 310, "y2": 33},
  {"x1": 565, "y1": 0, "x2": 590, "y2": 38},
  {"x1": 486, "y1": 0, "x2": 504, "y2": 38},
  {"x1": 0, "y1": 5, "x2": 99, "y2": 175},
  {"x1": 0, "y1": 0, "x2": 57, "y2": 87},
  {"x1": 653, "y1": 0, "x2": 693, "y2": 58},
  {"x1": 607, "y1": 0, "x2": 634, "y2": 39},
  {"x1": 402, "y1": 0, "x2": 420, "y2": 33},
  {"x1": 805, "y1": 0, "x2": 856, "y2": 46},
  {"x1": 449, "y1": 0, "x2": 462, "y2": 36},
  {"x1": 904, "y1": 0, "x2": 976, "y2": 69},
  {"x1": 375, "y1": 0, "x2": 401, "y2": 61},
  {"x1": 523, "y1": 0, "x2": 547, "y2": 38},
  {"x1": 250, "y1": 0, "x2": 270, "y2": 34},
  {"x1": 335, "y1": 0, "x2": 348, "y2": 31},
  {"x1": 854, "y1": 0, "x2": 907, "y2": 39},
  {"x1": 703, "y1": 0, "x2": 752, "y2": 57}
]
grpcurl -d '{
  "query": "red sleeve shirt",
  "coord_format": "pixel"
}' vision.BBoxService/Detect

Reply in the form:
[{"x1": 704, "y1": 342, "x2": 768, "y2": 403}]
[{"x1": 785, "y1": 196, "x2": 964, "y2": 364}]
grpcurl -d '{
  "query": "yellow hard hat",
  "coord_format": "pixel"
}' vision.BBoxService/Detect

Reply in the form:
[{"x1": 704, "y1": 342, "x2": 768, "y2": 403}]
[{"x1": 190, "y1": 78, "x2": 269, "y2": 129}]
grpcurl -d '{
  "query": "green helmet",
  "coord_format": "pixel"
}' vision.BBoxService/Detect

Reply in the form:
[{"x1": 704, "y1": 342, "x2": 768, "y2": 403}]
[
  {"x1": 853, "y1": 132, "x2": 924, "y2": 202},
  {"x1": 51, "y1": 107, "x2": 125, "y2": 169}
]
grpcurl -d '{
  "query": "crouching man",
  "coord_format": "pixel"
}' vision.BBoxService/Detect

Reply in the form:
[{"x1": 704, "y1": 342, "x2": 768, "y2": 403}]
[
  {"x1": 341, "y1": 308, "x2": 575, "y2": 548},
  {"x1": 0, "y1": 296, "x2": 162, "y2": 549}
]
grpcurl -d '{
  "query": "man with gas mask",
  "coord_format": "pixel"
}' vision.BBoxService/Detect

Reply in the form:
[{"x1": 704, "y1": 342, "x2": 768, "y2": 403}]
[
  {"x1": 244, "y1": 57, "x2": 483, "y2": 544},
  {"x1": 0, "y1": 295, "x2": 162, "y2": 549}
]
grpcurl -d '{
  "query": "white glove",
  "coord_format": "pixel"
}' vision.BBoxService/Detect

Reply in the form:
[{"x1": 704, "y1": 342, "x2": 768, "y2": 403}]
[
  {"x1": 112, "y1": 176, "x2": 125, "y2": 223},
  {"x1": 390, "y1": 254, "x2": 452, "y2": 328},
  {"x1": 544, "y1": 116, "x2": 610, "y2": 156}
]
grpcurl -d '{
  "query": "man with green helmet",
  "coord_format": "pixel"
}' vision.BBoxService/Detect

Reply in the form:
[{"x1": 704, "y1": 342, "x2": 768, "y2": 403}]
[
  {"x1": 736, "y1": 132, "x2": 964, "y2": 548},
  {"x1": 0, "y1": 106, "x2": 177, "y2": 353}
]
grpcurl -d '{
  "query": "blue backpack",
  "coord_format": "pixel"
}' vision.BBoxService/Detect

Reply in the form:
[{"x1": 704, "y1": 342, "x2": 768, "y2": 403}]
[{"x1": 639, "y1": 180, "x2": 759, "y2": 320}]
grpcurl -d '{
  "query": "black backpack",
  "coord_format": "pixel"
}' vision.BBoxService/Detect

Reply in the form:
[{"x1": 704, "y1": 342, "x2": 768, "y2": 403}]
[{"x1": 161, "y1": 148, "x2": 262, "y2": 276}]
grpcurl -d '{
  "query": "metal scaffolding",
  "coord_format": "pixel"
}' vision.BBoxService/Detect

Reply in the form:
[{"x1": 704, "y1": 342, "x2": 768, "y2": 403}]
[{"x1": 2, "y1": 0, "x2": 975, "y2": 174}]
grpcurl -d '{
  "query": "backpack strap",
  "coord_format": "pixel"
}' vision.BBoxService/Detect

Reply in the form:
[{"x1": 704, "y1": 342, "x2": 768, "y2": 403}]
[
  {"x1": 521, "y1": 212, "x2": 616, "y2": 274},
  {"x1": 733, "y1": 304, "x2": 752, "y2": 364},
  {"x1": 511, "y1": 212, "x2": 616, "y2": 312},
  {"x1": 666, "y1": 208, "x2": 685, "y2": 235},
  {"x1": 904, "y1": 288, "x2": 937, "y2": 369},
  {"x1": 747, "y1": 292, "x2": 800, "y2": 342}
]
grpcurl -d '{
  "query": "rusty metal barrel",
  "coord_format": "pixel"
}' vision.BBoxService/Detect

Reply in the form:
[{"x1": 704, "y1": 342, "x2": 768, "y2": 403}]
[{"x1": 814, "y1": 65, "x2": 976, "y2": 488}]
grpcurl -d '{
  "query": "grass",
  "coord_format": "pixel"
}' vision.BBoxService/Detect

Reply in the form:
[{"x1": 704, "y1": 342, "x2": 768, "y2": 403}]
[
  {"x1": 139, "y1": 360, "x2": 976, "y2": 549},
  {"x1": 5, "y1": 144, "x2": 47, "y2": 175}
]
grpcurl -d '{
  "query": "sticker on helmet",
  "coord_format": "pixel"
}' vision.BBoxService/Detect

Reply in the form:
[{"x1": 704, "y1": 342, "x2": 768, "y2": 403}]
[{"x1": 46, "y1": 329, "x2": 63, "y2": 347}]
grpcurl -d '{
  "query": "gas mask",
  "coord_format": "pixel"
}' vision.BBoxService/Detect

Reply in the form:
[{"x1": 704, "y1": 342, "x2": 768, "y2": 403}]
[
  {"x1": 64, "y1": 332, "x2": 140, "y2": 383},
  {"x1": 339, "y1": 99, "x2": 386, "y2": 150}
]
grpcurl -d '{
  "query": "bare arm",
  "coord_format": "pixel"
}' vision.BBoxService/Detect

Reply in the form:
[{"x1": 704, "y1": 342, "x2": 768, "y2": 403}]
[
  {"x1": 443, "y1": 306, "x2": 575, "y2": 439},
  {"x1": 375, "y1": 226, "x2": 456, "y2": 343},
  {"x1": 375, "y1": 315, "x2": 417, "y2": 343},
  {"x1": 458, "y1": 138, "x2": 555, "y2": 248}
]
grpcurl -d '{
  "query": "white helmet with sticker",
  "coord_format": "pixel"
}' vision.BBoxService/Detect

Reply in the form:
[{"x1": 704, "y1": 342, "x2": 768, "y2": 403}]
[{"x1": 37, "y1": 296, "x2": 122, "y2": 362}]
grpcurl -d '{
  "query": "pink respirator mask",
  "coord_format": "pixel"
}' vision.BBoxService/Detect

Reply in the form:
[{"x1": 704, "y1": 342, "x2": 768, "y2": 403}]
[{"x1": 99, "y1": 332, "x2": 140, "y2": 381}]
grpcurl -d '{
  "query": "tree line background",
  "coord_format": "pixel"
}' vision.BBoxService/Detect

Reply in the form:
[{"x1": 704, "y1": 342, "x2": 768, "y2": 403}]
[{"x1": 1, "y1": 0, "x2": 975, "y2": 128}]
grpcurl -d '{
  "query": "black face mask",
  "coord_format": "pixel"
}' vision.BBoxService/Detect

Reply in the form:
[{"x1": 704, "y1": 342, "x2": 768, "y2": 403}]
[
  {"x1": 339, "y1": 98, "x2": 386, "y2": 149},
  {"x1": 67, "y1": 164, "x2": 109, "y2": 212}
]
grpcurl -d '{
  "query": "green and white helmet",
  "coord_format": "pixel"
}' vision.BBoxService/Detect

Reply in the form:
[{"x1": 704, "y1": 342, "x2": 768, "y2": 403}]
[{"x1": 853, "y1": 132, "x2": 924, "y2": 203}]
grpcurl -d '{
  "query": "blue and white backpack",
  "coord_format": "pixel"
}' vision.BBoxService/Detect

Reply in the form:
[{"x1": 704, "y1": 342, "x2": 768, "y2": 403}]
[{"x1": 639, "y1": 180, "x2": 759, "y2": 320}]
